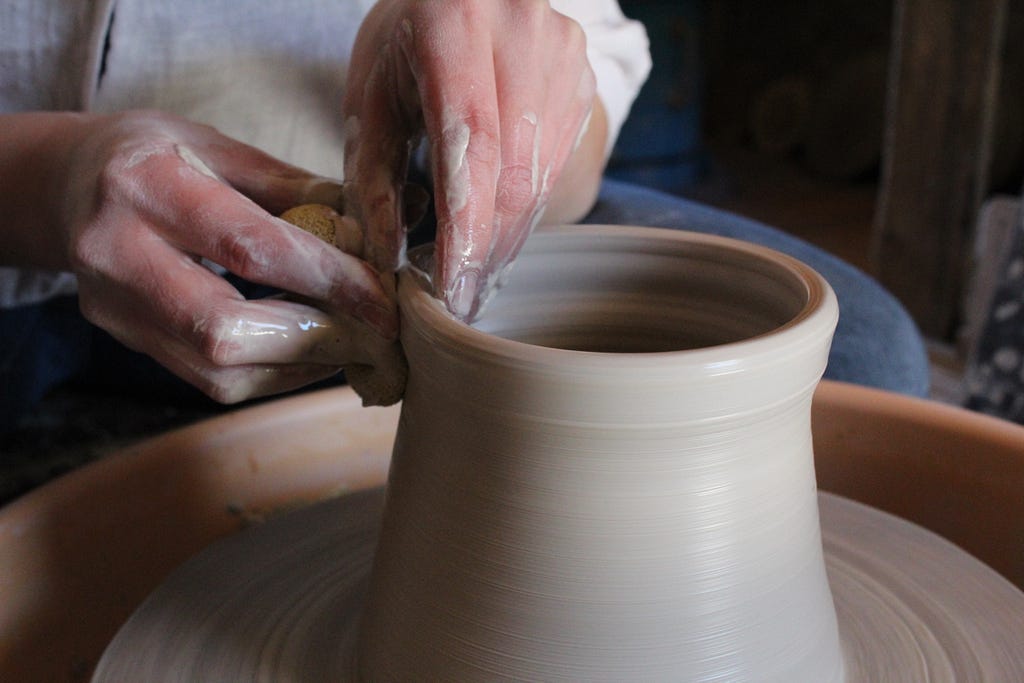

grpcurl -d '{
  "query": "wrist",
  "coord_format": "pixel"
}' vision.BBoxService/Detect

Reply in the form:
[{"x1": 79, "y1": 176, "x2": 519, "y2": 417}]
[{"x1": 0, "y1": 111, "x2": 101, "y2": 269}]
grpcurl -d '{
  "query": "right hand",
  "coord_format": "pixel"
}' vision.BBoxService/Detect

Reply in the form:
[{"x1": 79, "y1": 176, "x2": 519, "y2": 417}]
[
  {"x1": 57, "y1": 110, "x2": 398, "y2": 403},
  {"x1": 343, "y1": 0, "x2": 599, "y2": 321}
]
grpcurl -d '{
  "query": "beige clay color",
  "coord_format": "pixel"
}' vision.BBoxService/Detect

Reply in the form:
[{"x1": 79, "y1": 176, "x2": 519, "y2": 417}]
[{"x1": 356, "y1": 225, "x2": 845, "y2": 681}]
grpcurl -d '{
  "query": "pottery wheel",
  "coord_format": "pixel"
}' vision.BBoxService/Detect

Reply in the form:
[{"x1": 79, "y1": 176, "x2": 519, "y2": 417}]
[{"x1": 93, "y1": 490, "x2": 1024, "y2": 682}]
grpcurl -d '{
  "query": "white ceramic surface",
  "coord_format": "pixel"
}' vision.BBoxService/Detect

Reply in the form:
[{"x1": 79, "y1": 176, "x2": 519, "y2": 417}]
[{"x1": 357, "y1": 226, "x2": 844, "y2": 681}]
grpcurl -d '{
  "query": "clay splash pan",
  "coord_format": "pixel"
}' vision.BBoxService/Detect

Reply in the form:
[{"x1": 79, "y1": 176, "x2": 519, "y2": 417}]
[{"x1": 3, "y1": 387, "x2": 1024, "y2": 682}]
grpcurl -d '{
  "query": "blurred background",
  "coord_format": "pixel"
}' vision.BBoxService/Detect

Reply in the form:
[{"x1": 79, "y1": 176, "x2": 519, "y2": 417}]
[{"x1": 609, "y1": 0, "x2": 1024, "y2": 412}]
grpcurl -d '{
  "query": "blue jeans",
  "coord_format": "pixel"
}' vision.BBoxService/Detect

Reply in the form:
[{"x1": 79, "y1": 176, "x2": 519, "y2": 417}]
[{"x1": 0, "y1": 179, "x2": 929, "y2": 432}]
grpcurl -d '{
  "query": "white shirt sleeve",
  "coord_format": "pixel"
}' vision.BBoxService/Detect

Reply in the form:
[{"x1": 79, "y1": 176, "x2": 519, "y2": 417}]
[
  {"x1": 0, "y1": 0, "x2": 111, "y2": 113},
  {"x1": 550, "y1": 0, "x2": 652, "y2": 157},
  {"x1": 0, "y1": 0, "x2": 112, "y2": 308}
]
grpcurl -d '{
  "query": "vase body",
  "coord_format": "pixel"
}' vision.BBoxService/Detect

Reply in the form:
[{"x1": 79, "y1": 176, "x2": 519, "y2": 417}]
[{"x1": 356, "y1": 225, "x2": 844, "y2": 682}]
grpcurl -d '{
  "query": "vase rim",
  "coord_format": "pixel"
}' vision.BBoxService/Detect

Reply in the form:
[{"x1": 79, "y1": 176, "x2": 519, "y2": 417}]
[{"x1": 400, "y1": 224, "x2": 838, "y2": 373}]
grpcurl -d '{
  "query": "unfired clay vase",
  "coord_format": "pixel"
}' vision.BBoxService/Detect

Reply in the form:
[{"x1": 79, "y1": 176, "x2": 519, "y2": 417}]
[
  {"x1": 356, "y1": 225, "x2": 844, "y2": 681},
  {"x1": 80, "y1": 385, "x2": 1024, "y2": 682}
]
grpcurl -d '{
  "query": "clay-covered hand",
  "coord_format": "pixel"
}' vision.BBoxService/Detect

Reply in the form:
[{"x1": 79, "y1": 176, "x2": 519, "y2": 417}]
[
  {"x1": 344, "y1": 0, "x2": 597, "y2": 320},
  {"x1": 58, "y1": 110, "x2": 398, "y2": 403}
]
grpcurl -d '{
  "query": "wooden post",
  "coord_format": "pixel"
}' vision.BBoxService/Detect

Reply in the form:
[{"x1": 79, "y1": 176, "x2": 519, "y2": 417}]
[{"x1": 872, "y1": 0, "x2": 1007, "y2": 339}]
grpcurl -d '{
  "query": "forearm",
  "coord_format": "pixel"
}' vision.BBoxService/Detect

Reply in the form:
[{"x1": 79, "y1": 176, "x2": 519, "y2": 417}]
[
  {"x1": 541, "y1": 96, "x2": 608, "y2": 226},
  {"x1": 0, "y1": 111, "x2": 94, "y2": 269}
]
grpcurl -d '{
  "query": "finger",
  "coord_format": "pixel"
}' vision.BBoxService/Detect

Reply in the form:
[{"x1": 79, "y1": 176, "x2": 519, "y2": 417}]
[
  {"x1": 485, "y1": 13, "x2": 596, "y2": 293},
  {"x1": 403, "y1": 14, "x2": 502, "y2": 320},
  {"x1": 342, "y1": 39, "x2": 419, "y2": 280},
  {"x1": 177, "y1": 123, "x2": 347, "y2": 215},
  {"x1": 96, "y1": 297, "x2": 341, "y2": 403},
  {"x1": 112, "y1": 311, "x2": 343, "y2": 403},
  {"x1": 87, "y1": 228, "x2": 386, "y2": 368},
  {"x1": 488, "y1": 70, "x2": 597, "y2": 283},
  {"x1": 76, "y1": 237, "x2": 340, "y2": 403},
  {"x1": 179, "y1": 297, "x2": 381, "y2": 367},
  {"x1": 124, "y1": 147, "x2": 397, "y2": 338},
  {"x1": 177, "y1": 360, "x2": 341, "y2": 405}
]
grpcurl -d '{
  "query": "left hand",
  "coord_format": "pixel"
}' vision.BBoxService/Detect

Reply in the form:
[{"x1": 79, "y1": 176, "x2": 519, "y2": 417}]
[
  {"x1": 51, "y1": 110, "x2": 398, "y2": 404},
  {"x1": 343, "y1": 0, "x2": 597, "y2": 320}
]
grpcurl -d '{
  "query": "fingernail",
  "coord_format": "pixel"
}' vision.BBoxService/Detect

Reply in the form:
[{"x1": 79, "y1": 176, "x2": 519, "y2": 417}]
[
  {"x1": 447, "y1": 270, "x2": 479, "y2": 321},
  {"x1": 357, "y1": 302, "x2": 398, "y2": 339}
]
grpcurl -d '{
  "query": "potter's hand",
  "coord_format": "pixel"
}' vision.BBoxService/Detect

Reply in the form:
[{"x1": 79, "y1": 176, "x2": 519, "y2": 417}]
[
  {"x1": 58, "y1": 110, "x2": 397, "y2": 403},
  {"x1": 344, "y1": 0, "x2": 598, "y2": 320}
]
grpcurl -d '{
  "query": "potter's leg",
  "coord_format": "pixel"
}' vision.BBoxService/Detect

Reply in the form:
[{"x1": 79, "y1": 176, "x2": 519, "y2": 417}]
[
  {"x1": 0, "y1": 297, "x2": 92, "y2": 432},
  {"x1": 0, "y1": 279, "x2": 303, "y2": 436},
  {"x1": 585, "y1": 179, "x2": 930, "y2": 397}
]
